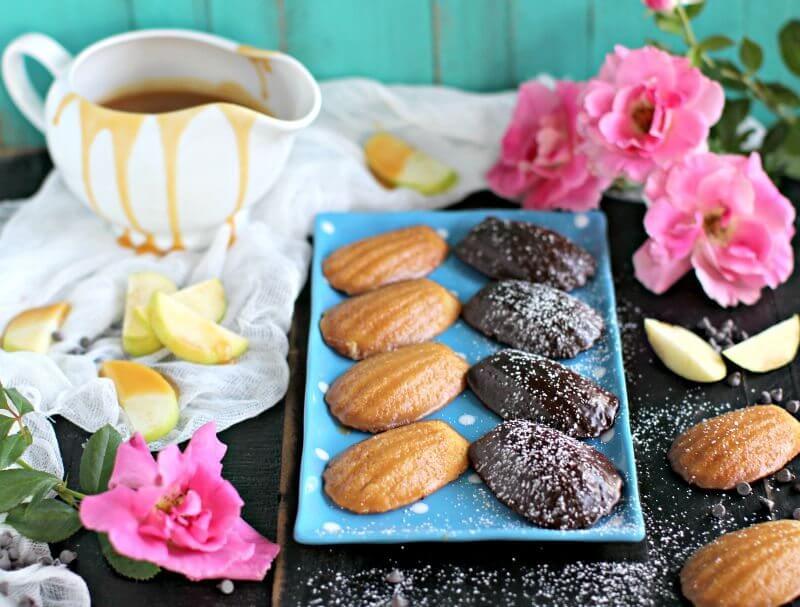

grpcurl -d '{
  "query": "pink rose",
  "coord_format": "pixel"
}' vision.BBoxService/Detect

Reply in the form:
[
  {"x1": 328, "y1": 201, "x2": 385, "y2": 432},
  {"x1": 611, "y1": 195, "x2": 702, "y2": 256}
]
[
  {"x1": 643, "y1": 0, "x2": 677, "y2": 11},
  {"x1": 80, "y1": 423, "x2": 279, "y2": 581},
  {"x1": 579, "y1": 45, "x2": 724, "y2": 182},
  {"x1": 634, "y1": 152, "x2": 795, "y2": 307},
  {"x1": 488, "y1": 80, "x2": 611, "y2": 211}
]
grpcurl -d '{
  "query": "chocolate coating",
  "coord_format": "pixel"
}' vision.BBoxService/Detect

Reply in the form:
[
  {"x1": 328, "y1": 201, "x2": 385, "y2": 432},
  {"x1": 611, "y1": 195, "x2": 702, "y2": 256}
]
[
  {"x1": 462, "y1": 280, "x2": 603, "y2": 359},
  {"x1": 469, "y1": 420, "x2": 623, "y2": 529},
  {"x1": 468, "y1": 349, "x2": 618, "y2": 437},
  {"x1": 454, "y1": 216, "x2": 596, "y2": 291}
]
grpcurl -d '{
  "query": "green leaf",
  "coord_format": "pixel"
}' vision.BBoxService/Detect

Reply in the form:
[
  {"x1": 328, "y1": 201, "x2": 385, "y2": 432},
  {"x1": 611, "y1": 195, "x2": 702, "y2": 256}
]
[
  {"x1": 98, "y1": 534, "x2": 160, "y2": 581},
  {"x1": 5, "y1": 499, "x2": 81, "y2": 542},
  {"x1": 710, "y1": 98, "x2": 751, "y2": 153},
  {"x1": 0, "y1": 416, "x2": 15, "y2": 440},
  {"x1": 0, "y1": 434, "x2": 29, "y2": 470},
  {"x1": 763, "y1": 121, "x2": 790, "y2": 155},
  {"x1": 5, "y1": 389, "x2": 33, "y2": 417},
  {"x1": 704, "y1": 59, "x2": 746, "y2": 91},
  {"x1": 0, "y1": 469, "x2": 59, "y2": 511},
  {"x1": 739, "y1": 37, "x2": 763, "y2": 73},
  {"x1": 80, "y1": 425, "x2": 122, "y2": 495},
  {"x1": 763, "y1": 82, "x2": 800, "y2": 108},
  {"x1": 0, "y1": 383, "x2": 9, "y2": 413},
  {"x1": 699, "y1": 35, "x2": 734, "y2": 52},
  {"x1": 654, "y1": 12, "x2": 684, "y2": 36},
  {"x1": 683, "y1": 1, "x2": 705, "y2": 19},
  {"x1": 779, "y1": 20, "x2": 800, "y2": 76}
]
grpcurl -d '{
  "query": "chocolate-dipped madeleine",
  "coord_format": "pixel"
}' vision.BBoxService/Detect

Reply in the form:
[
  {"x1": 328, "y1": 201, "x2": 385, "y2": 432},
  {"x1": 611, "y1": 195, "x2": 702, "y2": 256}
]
[{"x1": 468, "y1": 349, "x2": 618, "y2": 437}]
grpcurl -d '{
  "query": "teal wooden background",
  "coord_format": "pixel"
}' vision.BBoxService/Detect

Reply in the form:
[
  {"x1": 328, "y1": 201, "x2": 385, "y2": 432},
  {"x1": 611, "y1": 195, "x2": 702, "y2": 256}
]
[{"x1": 0, "y1": 0, "x2": 797, "y2": 151}]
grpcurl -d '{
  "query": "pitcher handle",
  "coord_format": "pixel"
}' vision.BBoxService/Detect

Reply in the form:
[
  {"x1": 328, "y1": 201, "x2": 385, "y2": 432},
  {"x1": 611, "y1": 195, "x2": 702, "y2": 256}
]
[{"x1": 2, "y1": 33, "x2": 72, "y2": 132}]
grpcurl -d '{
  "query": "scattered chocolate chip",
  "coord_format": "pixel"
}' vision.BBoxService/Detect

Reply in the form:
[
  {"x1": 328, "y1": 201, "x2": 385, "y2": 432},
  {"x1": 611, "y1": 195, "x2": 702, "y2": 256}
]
[
  {"x1": 37, "y1": 556, "x2": 52, "y2": 566},
  {"x1": 777, "y1": 468, "x2": 795, "y2": 483},
  {"x1": 0, "y1": 551, "x2": 9, "y2": 571},
  {"x1": 759, "y1": 391, "x2": 772, "y2": 405},
  {"x1": 0, "y1": 581, "x2": 6, "y2": 596},
  {"x1": 794, "y1": 508, "x2": 800, "y2": 521},
  {"x1": 50, "y1": 331, "x2": 63, "y2": 342},
  {"x1": 391, "y1": 595, "x2": 410, "y2": 607},
  {"x1": 721, "y1": 338, "x2": 734, "y2": 348},
  {"x1": 58, "y1": 550, "x2": 77, "y2": 565},
  {"x1": 67, "y1": 347, "x2": 83, "y2": 355},
  {"x1": 217, "y1": 579, "x2": 234, "y2": 595},
  {"x1": 698, "y1": 317, "x2": 712, "y2": 332},
  {"x1": 710, "y1": 503, "x2": 726, "y2": 518},
  {"x1": 787, "y1": 400, "x2": 800, "y2": 414},
  {"x1": 771, "y1": 388, "x2": 785, "y2": 403},
  {"x1": 7, "y1": 546, "x2": 19, "y2": 561},
  {"x1": 79, "y1": 336, "x2": 91, "y2": 349},
  {"x1": 738, "y1": 330, "x2": 749, "y2": 341},
  {"x1": 0, "y1": 532, "x2": 11, "y2": 548},
  {"x1": 735, "y1": 481, "x2": 752, "y2": 496},
  {"x1": 759, "y1": 496, "x2": 776, "y2": 512},
  {"x1": 708, "y1": 338, "x2": 721, "y2": 352},
  {"x1": 17, "y1": 597, "x2": 37, "y2": 607},
  {"x1": 385, "y1": 569, "x2": 405, "y2": 584},
  {"x1": 726, "y1": 372, "x2": 742, "y2": 387}
]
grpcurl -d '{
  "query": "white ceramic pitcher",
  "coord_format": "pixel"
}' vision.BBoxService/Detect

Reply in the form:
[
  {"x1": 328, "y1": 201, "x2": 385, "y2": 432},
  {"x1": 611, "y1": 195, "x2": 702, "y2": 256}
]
[{"x1": 2, "y1": 29, "x2": 321, "y2": 251}]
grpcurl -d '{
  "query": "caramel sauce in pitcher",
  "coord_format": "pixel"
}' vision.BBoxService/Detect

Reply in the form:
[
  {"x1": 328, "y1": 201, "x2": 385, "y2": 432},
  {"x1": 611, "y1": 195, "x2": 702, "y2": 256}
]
[{"x1": 52, "y1": 58, "x2": 275, "y2": 254}]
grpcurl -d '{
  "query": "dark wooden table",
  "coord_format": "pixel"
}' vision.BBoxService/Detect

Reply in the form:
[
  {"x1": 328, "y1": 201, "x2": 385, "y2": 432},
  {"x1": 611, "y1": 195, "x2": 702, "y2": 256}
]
[{"x1": 5, "y1": 153, "x2": 800, "y2": 606}]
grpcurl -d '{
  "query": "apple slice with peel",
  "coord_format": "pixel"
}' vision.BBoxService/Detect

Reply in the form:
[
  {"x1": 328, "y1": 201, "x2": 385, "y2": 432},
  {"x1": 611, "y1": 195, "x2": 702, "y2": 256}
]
[
  {"x1": 644, "y1": 318, "x2": 727, "y2": 383},
  {"x1": 722, "y1": 314, "x2": 800, "y2": 372},
  {"x1": 3, "y1": 302, "x2": 71, "y2": 354},
  {"x1": 134, "y1": 278, "x2": 226, "y2": 325},
  {"x1": 122, "y1": 272, "x2": 176, "y2": 357},
  {"x1": 100, "y1": 360, "x2": 179, "y2": 442},
  {"x1": 148, "y1": 292, "x2": 248, "y2": 364},
  {"x1": 364, "y1": 132, "x2": 457, "y2": 195}
]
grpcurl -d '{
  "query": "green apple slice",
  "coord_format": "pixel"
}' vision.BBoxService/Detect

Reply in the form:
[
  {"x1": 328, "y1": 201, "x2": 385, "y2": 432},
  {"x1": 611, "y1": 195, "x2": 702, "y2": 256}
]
[
  {"x1": 122, "y1": 272, "x2": 176, "y2": 357},
  {"x1": 3, "y1": 302, "x2": 71, "y2": 353},
  {"x1": 364, "y1": 132, "x2": 457, "y2": 195},
  {"x1": 135, "y1": 278, "x2": 226, "y2": 325},
  {"x1": 722, "y1": 314, "x2": 800, "y2": 373},
  {"x1": 644, "y1": 318, "x2": 727, "y2": 382},
  {"x1": 100, "y1": 360, "x2": 179, "y2": 442},
  {"x1": 148, "y1": 292, "x2": 248, "y2": 364}
]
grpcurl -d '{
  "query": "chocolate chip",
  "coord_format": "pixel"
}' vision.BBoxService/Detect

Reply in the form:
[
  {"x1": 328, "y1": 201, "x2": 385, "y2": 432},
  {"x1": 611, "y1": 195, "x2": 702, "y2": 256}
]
[
  {"x1": 0, "y1": 551, "x2": 9, "y2": 571},
  {"x1": 7, "y1": 547, "x2": 18, "y2": 561},
  {"x1": 58, "y1": 550, "x2": 77, "y2": 565},
  {"x1": 708, "y1": 338, "x2": 721, "y2": 352},
  {"x1": 0, "y1": 581, "x2": 7, "y2": 595},
  {"x1": 710, "y1": 503, "x2": 726, "y2": 518},
  {"x1": 50, "y1": 331, "x2": 63, "y2": 342},
  {"x1": 17, "y1": 597, "x2": 37, "y2": 607},
  {"x1": 738, "y1": 330, "x2": 749, "y2": 341},
  {"x1": 735, "y1": 481, "x2": 752, "y2": 496},
  {"x1": 777, "y1": 468, "x2": 794, "y2": 483},
  {"x1": 217, "y1": 579, "x2": 234, "y2": 595},
  {"x1": 771, "y1": 388, "x2": 785, "y2": 403},
  {"x1": 385, "y1": 569, "x2": 405, "y2": 584},
  {"x1": 37, "y1": 555, "x2": 52, "y2": 566},
  {"x1": 79, "y1": 337, "x2": 91, "y2": 349},
  {"x1": 67, "y1": 347, "x2": 83, "y2": 355},
  {"x1": 787, "y1": 400, "x2": 800, "y2": 414},
  {"x1": 699, "y1": 317, "x2": 712, "y2": 331},
  {"x1": 0, "y1": 532, "x2": 11, "y2": 548},
  {"x1": 726, "y1": 372, "x2": 742, "y2": 387},
  {"x1": 391, "y1": 595, "x2": 410, "y2": 607},
  {"x1": 759, "y1": 391, "x2": 772, "y2": 405}
]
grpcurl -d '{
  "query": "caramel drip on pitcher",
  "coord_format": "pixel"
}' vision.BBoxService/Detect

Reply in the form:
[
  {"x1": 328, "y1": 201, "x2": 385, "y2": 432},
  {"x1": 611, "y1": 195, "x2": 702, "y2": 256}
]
[
  {"x1": 156, "y1": 107, "x2": 204, "y2": 251},
  {"x1": 237, "y1": 45, "x2": 274, "y2": 101},
  {"x1": 52, "y1": 93, "x2": 77, "y2": 126}
]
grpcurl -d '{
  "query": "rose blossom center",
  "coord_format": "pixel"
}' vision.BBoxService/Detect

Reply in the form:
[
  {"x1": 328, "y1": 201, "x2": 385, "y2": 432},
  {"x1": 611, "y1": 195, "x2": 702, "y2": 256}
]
[
  {"x1": 702, "y1": 208, "x2": 734, "y2": 245},
  {"x1": 631, "y1": 101, "x2": 655, "y2": 135},
  {"x1": 156, "y1": 491, "x2": 185, "y2": 512}
]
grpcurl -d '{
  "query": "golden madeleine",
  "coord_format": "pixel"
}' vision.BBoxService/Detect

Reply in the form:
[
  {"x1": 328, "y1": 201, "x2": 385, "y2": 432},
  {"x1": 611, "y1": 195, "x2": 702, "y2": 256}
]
[
  {"x1": 323, "y1": 420, "x2": 469, "y2": 513},
  {"x1": 326, "y1": 342, "x2": 468, "y2": 432},
  {"x1": 669, "y1": 405, "x2": 800, "y2": 489},
  {"x1": 320, "y1": 279, "x2": 460, "y2": 360},
  {"x1": 323, "y1": 225, "x2": 448, "y2": 295},
  {"x1": 681, "y1": 520, "x2": 800, "y2": 607}
]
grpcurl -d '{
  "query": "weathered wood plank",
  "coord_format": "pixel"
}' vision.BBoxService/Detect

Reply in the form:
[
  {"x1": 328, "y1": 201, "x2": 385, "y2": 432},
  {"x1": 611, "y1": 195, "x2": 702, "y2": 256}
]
[
  {"x1": 128, "y1": 0, "x2": 210, "y2": 30},
  {"x1": 434, "y1": 0, "x2": 512, "y2": 90},
  {"x1": 511, "y1": 0, "x2": 592, "y2": 81},
  {"x1": 207, "y1": 0, "x2": 282, "y2": 49},
  {"x1": 284, "y1": 0, "x2": 434, "y2": 83}
]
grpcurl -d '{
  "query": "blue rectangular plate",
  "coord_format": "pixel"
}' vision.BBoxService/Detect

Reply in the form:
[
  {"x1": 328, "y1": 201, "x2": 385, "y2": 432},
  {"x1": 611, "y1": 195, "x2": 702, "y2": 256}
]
[{"x1": 295, "y1": 210, "x2": 645, "y2": 544}]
